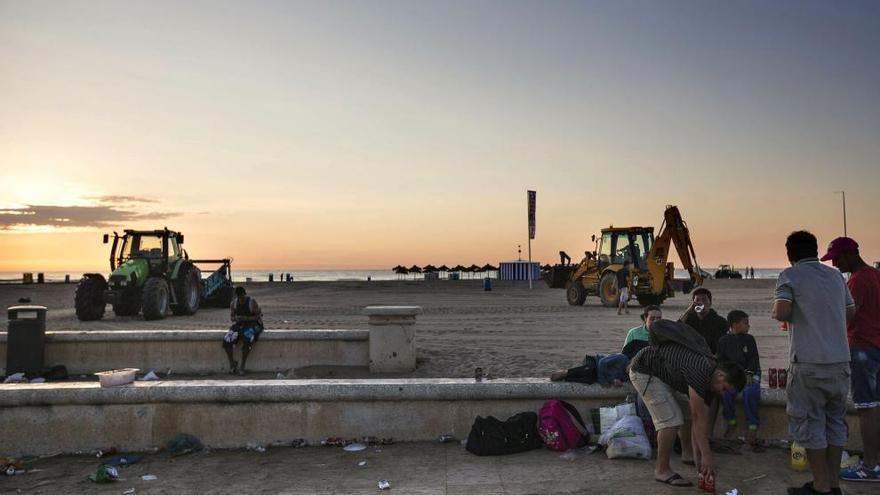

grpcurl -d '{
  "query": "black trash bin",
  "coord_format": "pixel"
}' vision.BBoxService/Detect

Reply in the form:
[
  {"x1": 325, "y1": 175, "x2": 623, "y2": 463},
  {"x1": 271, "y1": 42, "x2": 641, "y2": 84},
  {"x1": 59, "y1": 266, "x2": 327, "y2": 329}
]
[{"x1": 6, "y1": 305, "x2": 48, "y2": 376}]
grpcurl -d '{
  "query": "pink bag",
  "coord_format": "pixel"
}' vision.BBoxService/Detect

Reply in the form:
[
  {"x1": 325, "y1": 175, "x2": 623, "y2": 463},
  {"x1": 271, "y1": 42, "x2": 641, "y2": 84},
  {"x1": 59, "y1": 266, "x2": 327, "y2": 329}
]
[{"x1": 538, "y1": 399, "x2": 589, "y2": 451}]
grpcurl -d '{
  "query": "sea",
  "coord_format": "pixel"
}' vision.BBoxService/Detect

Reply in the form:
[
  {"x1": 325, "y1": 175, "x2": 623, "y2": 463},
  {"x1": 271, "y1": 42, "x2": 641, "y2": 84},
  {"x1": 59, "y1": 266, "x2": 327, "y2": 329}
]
[{"x1": 0, "y1": 268, "x2": 786, "y2": 283}]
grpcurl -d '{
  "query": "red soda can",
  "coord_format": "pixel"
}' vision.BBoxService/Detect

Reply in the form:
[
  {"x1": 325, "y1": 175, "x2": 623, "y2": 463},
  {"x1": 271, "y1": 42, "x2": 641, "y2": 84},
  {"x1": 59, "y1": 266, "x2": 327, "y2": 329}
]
[
  {"x1": 778, "y1": 368, "x2": 787, "y2": 388},
  {"x1": 703, "y1": 473, "x2": 716, "y2": 493},
  {"x1": 780, "y1": 321, "x2": 788, "y2": 332},
  {"x1": 769, "y1": 368, "x2": 778, "y2": 388}
]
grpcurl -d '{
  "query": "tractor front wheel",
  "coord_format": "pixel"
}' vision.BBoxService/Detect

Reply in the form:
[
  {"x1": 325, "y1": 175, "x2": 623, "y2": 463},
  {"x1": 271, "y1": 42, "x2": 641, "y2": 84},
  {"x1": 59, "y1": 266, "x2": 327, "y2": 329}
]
[
  {"x1": 599, "y1": 272, "x2": 618, "y2": 308},
  {"x1": 142, "y1": 277, "x2": 169, "y2": 320},
  {"x1": 566, "y1": 280, "x2": 587, "y2": 306},
  {"x1": 171, "y1": 262, "x2": 201, "y2": 316},
  {"x1": 75, "y1": 275, "x2": 107, "y2": 321}
]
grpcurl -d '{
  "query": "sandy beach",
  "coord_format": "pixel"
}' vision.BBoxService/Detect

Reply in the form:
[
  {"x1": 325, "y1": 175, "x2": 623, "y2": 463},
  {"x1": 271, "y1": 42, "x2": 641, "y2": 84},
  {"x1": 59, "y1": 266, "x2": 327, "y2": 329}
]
[{"x1": 0, "y1": 278, "x2": 788, "y2": 380}]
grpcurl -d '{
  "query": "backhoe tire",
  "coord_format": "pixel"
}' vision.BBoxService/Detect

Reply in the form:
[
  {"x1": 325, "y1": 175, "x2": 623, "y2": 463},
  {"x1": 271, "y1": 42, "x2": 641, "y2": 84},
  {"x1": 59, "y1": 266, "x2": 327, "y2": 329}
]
[
  {"x1": 113, "y1": 292, "x2": 141, "y2": 317},
  {"x1": 566, "y1": 281, "x2": 587, "y2": 306},
  {"x1": 636, "y1": 293, "x2": 667, "y2": 307},
  {"x1": 599, "y1": 272, "x2": 618, "y2": 308},
  {"x1": 171, "y1": 262, "x2": 201, "y2": 316},
  {"x1": 142, "y1": 277, "x2": 169, "y2": 321},
  {"x1": 75, "y1": 276, "x2": 107, "y2": 321}
]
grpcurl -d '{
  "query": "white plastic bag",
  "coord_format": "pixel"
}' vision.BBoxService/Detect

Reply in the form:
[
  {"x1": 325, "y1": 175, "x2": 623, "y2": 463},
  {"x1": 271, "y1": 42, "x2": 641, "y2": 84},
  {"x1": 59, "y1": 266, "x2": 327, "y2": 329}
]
[
  {"x1": 598, "y1": 402, "x2": 636, "y2": 434},
  {"x1": 599, "y1": 415, "x2": 651, "y2": 460}
]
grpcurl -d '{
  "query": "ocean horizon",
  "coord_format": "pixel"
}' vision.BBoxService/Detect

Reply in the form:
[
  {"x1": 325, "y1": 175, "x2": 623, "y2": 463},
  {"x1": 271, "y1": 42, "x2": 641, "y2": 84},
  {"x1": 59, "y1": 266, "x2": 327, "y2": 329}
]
[{"x1": 0, "y1": 267, "x2": 785, "y2": 283}]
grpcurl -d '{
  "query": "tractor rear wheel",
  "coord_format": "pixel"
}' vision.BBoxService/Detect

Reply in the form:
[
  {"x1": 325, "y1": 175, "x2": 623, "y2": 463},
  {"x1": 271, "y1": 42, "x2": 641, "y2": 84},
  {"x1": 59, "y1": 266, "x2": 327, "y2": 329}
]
[
  {"x1": 599, "y1": 272, "x2": 618, "y2": 308},
  {"x1": 113, "y1": 291, "x2": 141, "y2": 317},
  {"x1": 566, "y1": 280, "x2": 587, "y2": 306},
  {"x1": 75, "y1": 275, "x2": 107, "y2": 321},
  {"x1": 142, "y1": 277, "x2": 169, "y2": 320},
  {"x1": 171, "y1": 262, "x2": 201, "y2": 316},
  {"x1": 636, "y1": 293, "x2": 666, "y2": 307}
]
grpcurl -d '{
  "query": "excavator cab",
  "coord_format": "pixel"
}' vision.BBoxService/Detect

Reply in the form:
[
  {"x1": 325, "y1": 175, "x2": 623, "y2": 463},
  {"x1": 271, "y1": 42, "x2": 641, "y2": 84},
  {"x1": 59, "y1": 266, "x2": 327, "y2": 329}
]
[{"x1": 597, "y1": 228, "x2": 653, "y2": 271}]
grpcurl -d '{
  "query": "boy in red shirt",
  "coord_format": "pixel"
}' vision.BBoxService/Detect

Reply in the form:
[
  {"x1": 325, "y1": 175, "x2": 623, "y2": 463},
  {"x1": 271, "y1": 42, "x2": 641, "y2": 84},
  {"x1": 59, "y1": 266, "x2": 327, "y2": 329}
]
[{"x1": 823, "y1": 237, "x2": 880, "y2": 483}]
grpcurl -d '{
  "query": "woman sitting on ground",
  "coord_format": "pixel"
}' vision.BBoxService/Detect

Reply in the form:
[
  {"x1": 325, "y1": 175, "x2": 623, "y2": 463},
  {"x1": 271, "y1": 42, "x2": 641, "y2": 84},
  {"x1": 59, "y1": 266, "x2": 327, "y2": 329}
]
[{"x1": 550, "y1": 305, "x2": 663, "y2": 385}]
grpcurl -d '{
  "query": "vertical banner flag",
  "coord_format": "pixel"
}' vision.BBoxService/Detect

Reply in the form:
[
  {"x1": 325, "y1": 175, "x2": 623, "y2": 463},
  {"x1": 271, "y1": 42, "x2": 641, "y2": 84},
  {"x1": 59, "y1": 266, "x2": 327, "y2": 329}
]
[{"x1": 527, "y1": 190, "x2": 536, "y2": 239}]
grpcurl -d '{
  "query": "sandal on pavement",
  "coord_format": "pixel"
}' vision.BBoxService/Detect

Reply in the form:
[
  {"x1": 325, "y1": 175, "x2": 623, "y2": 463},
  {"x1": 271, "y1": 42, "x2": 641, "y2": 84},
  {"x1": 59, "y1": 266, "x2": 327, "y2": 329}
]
[{"x1": 655, "y1": 473, "x2": 693, "y2": 487}]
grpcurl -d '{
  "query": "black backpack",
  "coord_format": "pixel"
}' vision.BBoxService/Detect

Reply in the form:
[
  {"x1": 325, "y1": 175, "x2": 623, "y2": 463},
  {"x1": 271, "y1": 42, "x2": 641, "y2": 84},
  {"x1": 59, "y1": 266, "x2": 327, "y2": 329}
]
[{"x1": 465, "y1": 411, "x2": 543, "y2": 456}]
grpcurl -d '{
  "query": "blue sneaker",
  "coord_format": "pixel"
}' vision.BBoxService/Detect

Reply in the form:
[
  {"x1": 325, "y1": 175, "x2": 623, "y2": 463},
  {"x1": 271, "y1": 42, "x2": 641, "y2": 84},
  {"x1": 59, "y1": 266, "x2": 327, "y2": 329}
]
[{"x1": 840, "y1": 462, "x2": 880, "y2": 482}]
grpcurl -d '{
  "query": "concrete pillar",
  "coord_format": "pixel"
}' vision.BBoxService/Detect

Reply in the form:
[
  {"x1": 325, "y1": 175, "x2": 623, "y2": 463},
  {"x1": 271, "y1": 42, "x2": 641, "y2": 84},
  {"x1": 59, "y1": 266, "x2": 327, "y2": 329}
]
[{"x1": 363, "y1": 306, "x2": 421, "y2": 373}]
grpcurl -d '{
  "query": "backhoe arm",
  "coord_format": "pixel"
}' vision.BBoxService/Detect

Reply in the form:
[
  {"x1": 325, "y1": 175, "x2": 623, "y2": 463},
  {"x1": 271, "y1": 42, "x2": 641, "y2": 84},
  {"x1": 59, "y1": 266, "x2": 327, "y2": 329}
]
[{"x1": 647, "y1": 206, "x2": 704, "y2": 292}]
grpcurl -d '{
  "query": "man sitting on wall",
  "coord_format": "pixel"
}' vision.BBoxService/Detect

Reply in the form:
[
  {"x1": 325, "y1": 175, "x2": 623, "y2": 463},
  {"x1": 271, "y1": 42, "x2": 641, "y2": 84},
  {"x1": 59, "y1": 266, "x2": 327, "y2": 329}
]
[{"x1": 222, "y1": 286, "x2": 264, "y2": 375}]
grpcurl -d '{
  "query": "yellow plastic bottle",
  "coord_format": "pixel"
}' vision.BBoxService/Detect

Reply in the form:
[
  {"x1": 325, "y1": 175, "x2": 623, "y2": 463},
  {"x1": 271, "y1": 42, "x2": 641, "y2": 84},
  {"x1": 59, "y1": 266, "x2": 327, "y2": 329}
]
[{"x1": 791, "y1": 442, "x2": 808, "y2": 471}]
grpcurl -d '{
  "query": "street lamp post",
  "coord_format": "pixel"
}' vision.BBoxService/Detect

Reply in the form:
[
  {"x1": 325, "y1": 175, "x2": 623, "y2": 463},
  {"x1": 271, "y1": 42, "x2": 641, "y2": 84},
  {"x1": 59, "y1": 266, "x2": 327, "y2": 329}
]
[{"x1": 834, "y1": 191, "x2": 847, "y2": 237}]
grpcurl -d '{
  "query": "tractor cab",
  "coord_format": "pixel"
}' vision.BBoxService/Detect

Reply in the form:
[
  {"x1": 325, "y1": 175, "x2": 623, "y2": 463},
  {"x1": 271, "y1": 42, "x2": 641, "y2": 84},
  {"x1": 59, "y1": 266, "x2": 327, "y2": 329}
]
[
  {"x1": 105, "y1": 229, "x2": 185, "y2": 272},
  {"x1": 596, "y1": 227, "x2": 654, "y2": 271}
]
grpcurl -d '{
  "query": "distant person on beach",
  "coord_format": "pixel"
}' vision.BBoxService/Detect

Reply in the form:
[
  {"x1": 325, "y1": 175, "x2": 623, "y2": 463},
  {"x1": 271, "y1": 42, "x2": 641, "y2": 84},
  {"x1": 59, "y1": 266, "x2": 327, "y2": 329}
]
[
  {"x1": 617, "y1": 261, "x2": 632, "y2": 315},
  {"x1": 223, "y1": 286, "x2": 264, "y2": 375},
  {"x1": 628, "y1": 319, "x2": 746, "y2": 487},
  {"x1": 717, "y1": 310, "x2": 763, "y2": 450},
  {"x1": 822, "y1": 236, "x2": 880, "y2": 483},
  {"x1": 550, "y1": 306, "x2": 660, "y2": 385},
  {"x1": 680, "y1": 288, "x2": 729, "y2": 355},
  {"x1": 773, "y1": 230, "x2": 854, "y2": 495}
]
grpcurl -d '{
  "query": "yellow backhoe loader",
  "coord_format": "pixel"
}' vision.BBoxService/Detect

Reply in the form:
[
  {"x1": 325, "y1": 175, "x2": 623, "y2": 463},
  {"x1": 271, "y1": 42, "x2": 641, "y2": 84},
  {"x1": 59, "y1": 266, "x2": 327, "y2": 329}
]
[{"x1": 544, "y1": 205, "x2": 704, "y2": 307}]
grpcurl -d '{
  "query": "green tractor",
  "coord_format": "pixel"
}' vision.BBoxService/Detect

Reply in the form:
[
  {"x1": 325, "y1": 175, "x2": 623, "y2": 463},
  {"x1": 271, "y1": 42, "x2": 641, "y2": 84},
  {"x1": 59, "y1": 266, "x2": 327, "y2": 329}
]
[{"x1": 75, "y1": 228, "x2": 234, "y2": 321}]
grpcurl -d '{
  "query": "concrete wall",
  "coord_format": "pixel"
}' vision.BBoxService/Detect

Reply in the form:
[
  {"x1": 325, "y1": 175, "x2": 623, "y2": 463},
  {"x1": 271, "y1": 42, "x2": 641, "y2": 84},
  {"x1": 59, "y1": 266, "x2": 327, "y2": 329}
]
[
  {"x1": 0, "y1": 379, "x2": 862, "y2": 456},
  {"x1": 0, "y1": 329, "x2": 369, "y2": 375}
]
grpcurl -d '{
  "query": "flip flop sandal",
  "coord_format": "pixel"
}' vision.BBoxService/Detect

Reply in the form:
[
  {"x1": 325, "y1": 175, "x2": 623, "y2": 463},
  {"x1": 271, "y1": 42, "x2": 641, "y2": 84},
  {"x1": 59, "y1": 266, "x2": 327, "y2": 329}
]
[{"x1": 655, "y1": 473, "x2": 693, "y2": 487}]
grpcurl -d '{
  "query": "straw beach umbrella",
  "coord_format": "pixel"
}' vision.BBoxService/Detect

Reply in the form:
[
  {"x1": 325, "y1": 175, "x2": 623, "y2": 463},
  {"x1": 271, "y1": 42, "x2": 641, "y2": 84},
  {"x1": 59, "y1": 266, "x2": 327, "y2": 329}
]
[
  {"x1": 438, "y1": 265, "x2": 450, "y2": 279},
  {"x1": 393, "y1": 265, "x2": 409, "y2": 280},
  {"x1": 481, "y1": 263, "x2": 498, "y2": 279},
  {"x1": 408, "y1": 265, "x2": 422, "y2": 280},
  {"x1": 467, "y1": 264, "x2": 481, "y2": 279},
  {"x1": 423, "y1": 264, "x2": 438, "y2": 273}
]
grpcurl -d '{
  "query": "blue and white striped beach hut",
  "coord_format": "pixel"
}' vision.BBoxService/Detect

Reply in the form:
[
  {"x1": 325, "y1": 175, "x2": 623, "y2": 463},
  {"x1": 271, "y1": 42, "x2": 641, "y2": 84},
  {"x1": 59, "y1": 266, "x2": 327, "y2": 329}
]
[{"x1": 498, "y1": 261, "x2": 541, "y2": 281}]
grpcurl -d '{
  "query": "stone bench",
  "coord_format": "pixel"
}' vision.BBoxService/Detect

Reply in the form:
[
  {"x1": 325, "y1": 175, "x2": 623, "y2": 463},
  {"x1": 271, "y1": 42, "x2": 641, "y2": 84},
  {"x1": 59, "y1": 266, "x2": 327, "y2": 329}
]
[
  {"x1": 0, "y1": 378, "x2": 862, "y2": 456},
  {"x1": 0, "y1": 329, "x2": 370, "y2": 375}
]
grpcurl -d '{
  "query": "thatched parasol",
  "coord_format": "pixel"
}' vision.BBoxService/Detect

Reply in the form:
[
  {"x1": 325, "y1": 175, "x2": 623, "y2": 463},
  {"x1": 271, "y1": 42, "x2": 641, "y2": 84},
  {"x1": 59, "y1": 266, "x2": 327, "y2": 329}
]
[
  {"x1": 423, "y1": 264, "x2": 438, "y2": 273},
  {"x1": 408, "y1": 265, "x2": 422, "y2": 280},
  {"x1": 393, "y1": 265, "x2": 409, "y2": 280}
]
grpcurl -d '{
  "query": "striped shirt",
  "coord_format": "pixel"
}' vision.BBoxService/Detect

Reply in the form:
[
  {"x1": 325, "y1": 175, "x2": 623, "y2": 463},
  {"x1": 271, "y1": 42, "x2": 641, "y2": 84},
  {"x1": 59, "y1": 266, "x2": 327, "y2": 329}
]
[{"x1": 630, "y1": 343, "x2": 715, "y2": 401}]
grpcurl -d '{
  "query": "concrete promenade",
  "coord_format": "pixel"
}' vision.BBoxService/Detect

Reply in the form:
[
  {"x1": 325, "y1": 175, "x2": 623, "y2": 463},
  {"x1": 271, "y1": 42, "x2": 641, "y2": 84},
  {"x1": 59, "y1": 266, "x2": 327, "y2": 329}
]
[{"x1": 1, "y1": 442, "x2": 877, "y2": 495}]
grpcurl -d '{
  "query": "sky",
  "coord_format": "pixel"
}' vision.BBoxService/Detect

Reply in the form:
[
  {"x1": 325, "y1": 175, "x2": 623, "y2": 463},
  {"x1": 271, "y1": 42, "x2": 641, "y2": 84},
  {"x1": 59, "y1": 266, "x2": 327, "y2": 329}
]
[{"x1": 1, "y1": 0, "x2": 879, "y2": 272}]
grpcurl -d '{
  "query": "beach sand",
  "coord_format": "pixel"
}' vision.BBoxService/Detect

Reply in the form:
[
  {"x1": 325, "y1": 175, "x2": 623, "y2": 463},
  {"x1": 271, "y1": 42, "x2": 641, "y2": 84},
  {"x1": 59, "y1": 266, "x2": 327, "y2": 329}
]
[{"x1": 0, "y1": 278, "x2": 789, "y2": 379}]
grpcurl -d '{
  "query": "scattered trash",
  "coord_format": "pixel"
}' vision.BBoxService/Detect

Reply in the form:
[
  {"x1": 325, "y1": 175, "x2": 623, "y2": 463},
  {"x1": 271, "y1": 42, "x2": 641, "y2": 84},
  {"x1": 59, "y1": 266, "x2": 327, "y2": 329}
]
[
  {"x1": 374, "y1": 449, "x2": 382, "y2": 454},
  {"x1": 1, "y1": 457, "x2": 23, "y2": 471},
  {"x1": 123, "y1": 488, "x2": 136, "y2": 495},
  {"x1": 438, "y1": 434, "x2": 455, "y2": 443},
  {"x1": 321, "y1": 437, "x2": 347, "y2": 447},
  {"x1": 378, "y1": 479, "x2": 391, "y2": 490},
  {"x1": 88, "y1": 465, "x2": 119, "y2": 483},
  {"x1": 103, "y1": 455, "x2": 143, "y2": 467},
  {"x1": 247, "y1": 443, "x2": 267, "y2": 453},
  {"x1": 275, "y1": 372, "x2": 286, "y2": 379},
  {"x1": 4, "y1": 466, "x2": 15, "y2": 476},
  {"x1": 559, "y1": 445, "x2": 598, "y2": 461},
  {"x1": 95, "y1": 368, "x2": 139, "y2": 388},
  {"x1": 3, "y1": 373, "x2": 27, "y2": 384},
  {"x1": 725, "y1": 489, "x2": 739, "y2": 495},
  {"x1": 166, "y1": 368, "x2": 172, "y2": 376},
  {"x1": 343, "y1": 443, "x2": 367, "y2": 452},
  {"x1": 358, "y1": 460, "x2": 367, "y2": 466},
  {"x1": 283, "y1": 320, "x2": 289, "y2": 324},
  {"x1": 141, "y1": 371, "x2": 159, "y2": 381},
  {"x1": 167, "y1": 433, "x2": 204, "y2": 456},
  {"x1": 96, "y1": 447, "x2": 118, "y2": 458},
  {"x1": 840, "y1": 450, "x2": 861, "y2": 469},
  {"x1": 290, "y1": 438, "x2": 307, "y2": 448},
  {"x1": 141, "y1": 474, "x2": 158, "y2": 481},
  {"x1": 742, "y1": 474, "x2": 766, "y2": 483},
  {"x1": 29, "y1": 377, "x2": 46, "y2": 383}
]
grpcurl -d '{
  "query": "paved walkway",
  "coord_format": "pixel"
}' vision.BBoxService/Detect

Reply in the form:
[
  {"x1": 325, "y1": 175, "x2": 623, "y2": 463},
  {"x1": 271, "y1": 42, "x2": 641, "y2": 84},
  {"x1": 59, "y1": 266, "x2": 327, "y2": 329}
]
[{"x1": 2, "y1": 442, "x2": 875, "y2": 494}]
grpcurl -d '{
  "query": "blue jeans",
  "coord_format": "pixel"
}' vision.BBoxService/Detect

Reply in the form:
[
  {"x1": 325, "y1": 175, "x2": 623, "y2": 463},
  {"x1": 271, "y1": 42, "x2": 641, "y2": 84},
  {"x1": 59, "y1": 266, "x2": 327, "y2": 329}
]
[
  {"x1": 596, "y1": 353, "x2": 629, "y2": 386},
  {"x1": 723, "y1": 381, "x2": 761, "y2": 428},
  {"x1": 850, "y1": 345, "x2": 880, "y2": 409}
]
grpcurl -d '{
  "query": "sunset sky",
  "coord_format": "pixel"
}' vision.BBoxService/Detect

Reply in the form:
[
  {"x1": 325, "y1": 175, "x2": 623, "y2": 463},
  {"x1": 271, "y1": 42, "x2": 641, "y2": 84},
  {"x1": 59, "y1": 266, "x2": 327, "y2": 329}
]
[{"x1": 2, "y1": 1, "x2": 879, "y2": 272}]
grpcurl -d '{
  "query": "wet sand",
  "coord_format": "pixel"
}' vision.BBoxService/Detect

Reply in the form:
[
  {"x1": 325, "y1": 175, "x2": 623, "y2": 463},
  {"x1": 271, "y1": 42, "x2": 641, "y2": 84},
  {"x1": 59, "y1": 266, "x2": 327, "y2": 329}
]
[{"x1": 0, "y1": 278, "x2": 788, "y2": 379}]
